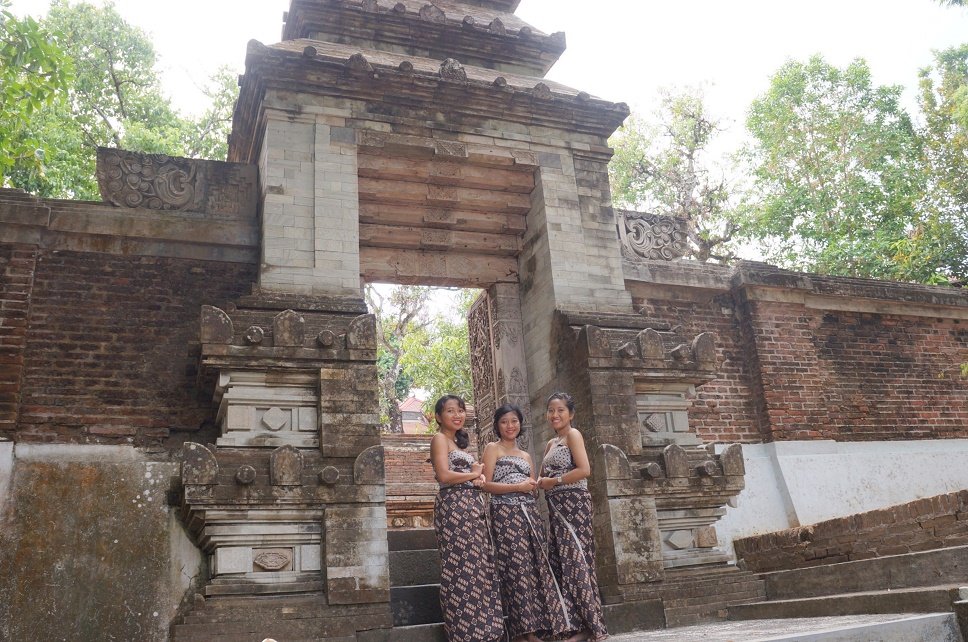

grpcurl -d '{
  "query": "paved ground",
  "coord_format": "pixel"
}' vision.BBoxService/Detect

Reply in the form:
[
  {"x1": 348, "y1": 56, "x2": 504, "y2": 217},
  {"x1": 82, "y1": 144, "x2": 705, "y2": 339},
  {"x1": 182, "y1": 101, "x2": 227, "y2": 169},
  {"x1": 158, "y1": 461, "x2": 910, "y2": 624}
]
[{"x1": 606, "y1": 613, "x2": 940, "y2": 641}]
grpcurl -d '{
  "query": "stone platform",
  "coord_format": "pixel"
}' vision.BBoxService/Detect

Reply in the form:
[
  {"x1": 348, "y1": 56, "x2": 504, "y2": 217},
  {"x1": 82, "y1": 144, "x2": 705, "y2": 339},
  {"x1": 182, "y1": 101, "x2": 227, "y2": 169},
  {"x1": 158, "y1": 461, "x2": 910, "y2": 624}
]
[{"x1": 609, "y1": 613, "x2": 962, "y2": 641}]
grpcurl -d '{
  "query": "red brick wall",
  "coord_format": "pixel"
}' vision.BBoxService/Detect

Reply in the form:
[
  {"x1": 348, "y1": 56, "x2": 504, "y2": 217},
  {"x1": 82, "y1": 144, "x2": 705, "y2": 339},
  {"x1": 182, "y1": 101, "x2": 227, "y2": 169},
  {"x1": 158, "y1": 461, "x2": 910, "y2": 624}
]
[
  {"x1": 382, "y1": 434, "x2": 436, "y2": 497},
  {"x1": 13, "y1": 247, "x2": 256, "y2": 446},
  {"x1": 0, "y1": 244, "x2": 37, "y2": 436},
  {"x1": 635, "y1": 292, "x2": 761, "y2": 443},
  {"x1": 734, "y1": 490, "x2": 968, "y2": 573},
  {"x1": 634, "y1": 289, "x2": 968, "y2": 443}
]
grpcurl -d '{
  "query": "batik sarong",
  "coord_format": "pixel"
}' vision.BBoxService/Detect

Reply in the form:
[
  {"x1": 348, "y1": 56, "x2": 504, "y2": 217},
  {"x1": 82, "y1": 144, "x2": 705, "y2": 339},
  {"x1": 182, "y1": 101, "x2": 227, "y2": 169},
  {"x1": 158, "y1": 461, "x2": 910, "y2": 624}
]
[
  {"x1": 546, "y1": 488, "x2": 608, "y2": 641},
  {"x1": 491, "y1": 456, "x2": 570, "y2": 638},
  {"x1": 434, "y1": 458, "x2": 505, "y2": 642}
]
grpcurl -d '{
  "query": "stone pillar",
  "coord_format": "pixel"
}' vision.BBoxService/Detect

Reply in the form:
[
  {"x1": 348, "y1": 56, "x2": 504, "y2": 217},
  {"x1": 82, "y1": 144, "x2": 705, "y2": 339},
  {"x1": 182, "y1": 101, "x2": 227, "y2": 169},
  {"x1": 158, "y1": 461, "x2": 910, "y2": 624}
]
[
  {"x1": 468, "y1": 283, "x2": 536, "y2": 458},
  {"x1": 259, "y1": 113, "x2": 361, "y2": 296}
]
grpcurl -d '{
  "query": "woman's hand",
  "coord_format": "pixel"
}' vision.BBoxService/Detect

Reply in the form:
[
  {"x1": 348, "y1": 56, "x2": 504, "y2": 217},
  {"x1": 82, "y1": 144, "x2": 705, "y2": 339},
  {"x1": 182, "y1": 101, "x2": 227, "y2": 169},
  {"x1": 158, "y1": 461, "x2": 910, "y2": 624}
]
[
  {"x1": 536, "y1": 476, "x2": 558, "y2": 490},
  {"x1": 518, "y1": 478, "x2": 538, "y2": 493},
  {"x1": 470, "y1": 462, "x2": 484, "y2": 476},
  {"x1": 472, "y1": 474, "x2": 486, "y2": 488}
]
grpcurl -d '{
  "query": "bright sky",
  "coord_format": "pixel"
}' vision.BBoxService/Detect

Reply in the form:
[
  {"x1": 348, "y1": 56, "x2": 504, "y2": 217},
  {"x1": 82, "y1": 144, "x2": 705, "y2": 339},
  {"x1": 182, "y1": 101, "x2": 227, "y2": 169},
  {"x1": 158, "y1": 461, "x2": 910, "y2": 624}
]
[{"x1": 10, "y1": 0, "x2": 968, "y2": 134}]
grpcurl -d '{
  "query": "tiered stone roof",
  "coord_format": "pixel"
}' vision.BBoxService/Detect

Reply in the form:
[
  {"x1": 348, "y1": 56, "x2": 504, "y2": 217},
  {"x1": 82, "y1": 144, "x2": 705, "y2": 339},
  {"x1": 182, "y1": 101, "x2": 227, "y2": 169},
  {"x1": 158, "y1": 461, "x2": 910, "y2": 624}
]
[{"x1": 229, "y1": 0, "x2": 629, "y2": 164}]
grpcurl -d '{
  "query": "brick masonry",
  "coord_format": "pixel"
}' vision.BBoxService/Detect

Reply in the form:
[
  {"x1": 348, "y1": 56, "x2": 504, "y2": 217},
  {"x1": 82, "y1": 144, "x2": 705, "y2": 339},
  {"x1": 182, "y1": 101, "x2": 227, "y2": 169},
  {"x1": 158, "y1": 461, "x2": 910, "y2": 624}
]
[
  {"x1": 632, "y1": 272, "x2": 968, "y2": 444},
  {"x1": 0, "y1": 244, "x2": 36, "y2": 435},
  {"x1": 733, "y1": 490, "x2": 968, "y2": 573},
  {"x1": 10, "y1": 245, "x2": 256, "y2": 446}
]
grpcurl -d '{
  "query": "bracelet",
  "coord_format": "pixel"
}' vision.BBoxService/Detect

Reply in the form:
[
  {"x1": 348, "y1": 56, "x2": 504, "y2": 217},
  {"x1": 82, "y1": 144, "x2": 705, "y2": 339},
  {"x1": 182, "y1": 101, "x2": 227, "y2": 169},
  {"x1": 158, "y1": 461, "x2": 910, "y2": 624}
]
[{"x1": 555, "y1": 476, "x2": 563, "y2": 485}]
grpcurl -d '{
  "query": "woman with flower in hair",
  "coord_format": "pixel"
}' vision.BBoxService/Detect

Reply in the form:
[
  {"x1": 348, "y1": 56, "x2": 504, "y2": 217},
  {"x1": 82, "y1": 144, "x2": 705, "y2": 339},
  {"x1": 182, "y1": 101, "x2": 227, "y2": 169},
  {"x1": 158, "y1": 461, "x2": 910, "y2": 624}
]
[{"x1": 430, "y1": 394, "x2": 504, "y2": 642}]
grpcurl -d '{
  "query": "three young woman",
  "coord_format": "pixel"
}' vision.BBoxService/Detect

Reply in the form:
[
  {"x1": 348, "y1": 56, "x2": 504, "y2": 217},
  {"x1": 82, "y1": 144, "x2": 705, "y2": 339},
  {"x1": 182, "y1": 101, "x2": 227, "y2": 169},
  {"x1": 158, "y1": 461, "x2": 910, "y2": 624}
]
[{"x1": 430, "y1": 392, "x2": 608, "y2": 642}]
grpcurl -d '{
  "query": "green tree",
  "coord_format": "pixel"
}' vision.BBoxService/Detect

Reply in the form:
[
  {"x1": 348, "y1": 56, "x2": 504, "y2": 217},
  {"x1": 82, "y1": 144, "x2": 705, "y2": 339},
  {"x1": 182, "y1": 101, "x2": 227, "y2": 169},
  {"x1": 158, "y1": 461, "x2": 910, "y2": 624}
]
[
  {"x1": 6, "y1": 1, "x2": 238, "y2": 199},
  {"x1": 609, "y1": 89, "x2": 738, "y2": 263},
  {"x1": 400, "y1": 290, "x2": 476, "y2": 415},
  {"x1": 0, "y1": 0, "x2": 71, "y2": 183},
  {"x1": 742, "y1": 55, "x2": 928, "y2": 280},
  {"x1": 910, "y1": 45, "x2": 968, "y2": 282},
  {"x1": 366, "y1": 285, "x2": 432, "y2": 433}
]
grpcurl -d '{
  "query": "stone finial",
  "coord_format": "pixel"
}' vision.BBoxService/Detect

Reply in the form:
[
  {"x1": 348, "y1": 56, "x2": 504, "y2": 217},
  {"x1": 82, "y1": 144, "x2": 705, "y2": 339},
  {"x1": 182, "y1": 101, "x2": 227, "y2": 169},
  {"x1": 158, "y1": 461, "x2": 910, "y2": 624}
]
[
  {"x1": 316, "y1": 330, "x2": 338, "y2": 348},
  {"x1": 319, "y1": 466, "x2": 341, "y2": 485},
  {"x1": 638, "y1": 328, "x2": 664, "y2": 360},
  {"x1": 270, "y1": 446, "x2": 303, "y2": 486},
  {"x1": 696, "y1": 460, "x2": 718, "y2": 477},
  {"x1": 244, "y1": 325, "x2": 265, "y2": 345},
  {"x1": 549, "y1": 31, "x2": 566, "y2": 47},
  {"x1": 347, "y1": 314, "x2": 377, "y2": 349},
  {"x1": 361, "y1": 0, "x2": 378, "y2": 11},
  {"x1": 493, "y1": 76, "x2": 508, "y2": 88},
  {"x1": 354, "y1": 445, "x2": 386, "y2": 485},
  {"x1": 200, "y1": 306, "x2": 234, "y2": 344},
  {"x1": 618, "y1": 341, "x2": 638, "y2": 359},
  {"x1": 581, "y1": 325, "x2": 611, "y2": 358},
  {"x1": 273, "y1": 310, "x2": 305, "y2": 347},
  {"x1": 182, "y1": 443, "x2": 218, "y2": 485},
  {"x1": 488, "y1": 18, "x2": 506, "y2": 35},
  {"x1": 398, "y1": 60, "x2": 414, "y2": 74},
  {"x1": 419, "y1": 4, "x2": 446, "y2": 22},
  {"x1": 597, "y1": 444, "x2": 632, "y2": 480},
  {"x1": 302, "y1": 45, "x2": 317, "y2": 58},
  {"x1": 532, "y1": 83, "x2": 553, "y2": 100},
  {"x1": 462, "y1": 16, "x2": 476, "y2": 28},
  {"x1": 641, "y1": 462, "x2": 663, "y2": 480},
  {"x1": 235, "y1": 465, "x2": 257, "y2": 485},
  {"x1": 662, "y1": 444, "x2": 689, "y2": 478},
  {"x1": 346, "y1": 53, "x2": 373, "y2": 74},
  {"x1": 670, "y1": 344, "x2": 691, "y2": 362},
  {"x1": 693, "y1": 332, "x2": 717, "y2": 368},
  {"x1": 518, "y1": 26, "x2": 533, "y2": 39},
  {"x1": 720, "y1": 443, "x2": 745, "y2": 476},
  {"x1": 392, "y1": 2, "x2": 406, "y2": 13},
  {"x1": 439, "y1": 58, "x2": 467, "y2": 82}
]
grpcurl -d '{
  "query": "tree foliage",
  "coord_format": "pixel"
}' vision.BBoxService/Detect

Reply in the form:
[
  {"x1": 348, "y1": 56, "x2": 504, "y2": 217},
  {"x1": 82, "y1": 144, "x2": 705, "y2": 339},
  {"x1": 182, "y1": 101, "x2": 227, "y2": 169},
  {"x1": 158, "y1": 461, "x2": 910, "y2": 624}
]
[
  {"x1": 609, "y1": 89, "x2": 738, "y2": 263},
  {"x1": 366, "y1": 285, "x2": 432, "y2": 433},
  {"x1": 4, "y1": 1, "x2": 238, "y2": 199},
  {"x1": 742, "y1": 55, "x2": 930, "y2": 280},
  {"x1": 400, "y1": 290, "x2": 476, "y2": 416},
  {"x1": 0, "y1": 0, "x2": 71, "y2": 182},
  {"x1": 914, "y1": 45, "x2": 968, "y2": 282}
]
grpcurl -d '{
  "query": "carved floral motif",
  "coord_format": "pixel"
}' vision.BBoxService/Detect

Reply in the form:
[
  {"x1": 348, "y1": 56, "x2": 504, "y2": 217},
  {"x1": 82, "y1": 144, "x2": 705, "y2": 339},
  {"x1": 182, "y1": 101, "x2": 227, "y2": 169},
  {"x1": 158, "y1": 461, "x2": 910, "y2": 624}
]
[
  {"x1": 617, "y1": 210, "x2": 687, "y2": 262},
  {"x1": 98, "y1": 148, "x2": 200, "y2": 210}
]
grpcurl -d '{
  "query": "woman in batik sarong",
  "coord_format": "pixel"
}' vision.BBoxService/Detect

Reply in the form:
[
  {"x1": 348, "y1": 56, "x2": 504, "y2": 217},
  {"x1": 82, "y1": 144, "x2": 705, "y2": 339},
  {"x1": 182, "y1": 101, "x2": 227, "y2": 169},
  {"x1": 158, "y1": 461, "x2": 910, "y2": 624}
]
[
  {"x1": 537, "y1": 392, "x2": 608, "y2": 642},
  {"x1": 430, "y1": 394, "x2": 505, "y2": 642},
  {"x1": 482, "y1": 404, "x2": 570, "y2": 642}
]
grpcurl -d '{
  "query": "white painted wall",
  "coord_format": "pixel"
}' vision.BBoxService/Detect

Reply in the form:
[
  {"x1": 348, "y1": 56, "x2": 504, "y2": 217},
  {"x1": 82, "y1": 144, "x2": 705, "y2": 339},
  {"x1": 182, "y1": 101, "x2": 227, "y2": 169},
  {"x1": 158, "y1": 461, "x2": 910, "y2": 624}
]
[{"x1": 714, "y1": 439, "x2": 968, "y2": 557}]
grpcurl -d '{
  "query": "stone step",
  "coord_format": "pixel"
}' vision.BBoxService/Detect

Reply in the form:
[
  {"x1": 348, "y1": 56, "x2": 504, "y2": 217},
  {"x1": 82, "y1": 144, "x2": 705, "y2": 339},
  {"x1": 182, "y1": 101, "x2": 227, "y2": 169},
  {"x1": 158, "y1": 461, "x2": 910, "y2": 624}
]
[
  {"x1": 389, "y1": 548, "x2": 441, "y2": 587},
  {"x1": 385, "y1": 622, "x2": 447, "y2": 641},
  {"x1": 760, "y1": 543, "x2": 968, "y2": 600},
  {"x1": 387, "y1": 528, "x2": 436, "y2": 552},
  {"x1": 729, "y1": 585, "x2": 964, "y2": 621},
  {"x1": 618, "y1": 613, "x2": 963, "y2": 641},
  {"x1": 390, "y1": 583, "x2": 442, "y2": 627},
  {"x1": 603, "y1": 599, "x2": 666, "y2": 635},
  {"x1": 204, "y1": 579, "x2": 325, "y2": 596}
]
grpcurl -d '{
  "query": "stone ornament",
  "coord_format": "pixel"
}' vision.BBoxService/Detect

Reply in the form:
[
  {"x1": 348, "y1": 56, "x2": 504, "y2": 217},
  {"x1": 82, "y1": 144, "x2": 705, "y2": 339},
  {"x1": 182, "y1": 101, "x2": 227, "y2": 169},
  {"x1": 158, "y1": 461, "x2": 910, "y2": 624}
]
[
  {"x1": 346, "y1": 315, "x2": 377, "y2": 349},
  {"x1": 662, "y1": 444, "x2": 689, "y2": 478},
  {"x1": 720, "y1": 444, "x2": 745, "y2": 476},
  {"x1": 419, "y1": 4, "x2": 445, "y2": 23},
  {"x1": 97, "y1": 148, "x2": 199, "y2": 210},
  {"x1": 638, "y1": 328, "x2": 665, "y2": 360},
  {"x1": 253, "y1": 551, "x2": 291, "y2": 571},
  {"x1": 319, "y1": 466, "x2": 340, "y2": 485},
  {"x1": 692, "y1": 333, "x2": 717, "y2": 368},
  {"x1": 354, "y1": 445, "x2": 385, "y2": 485},
  {"x1": 316, "y1": 330, "x2": 337, "y2": 348},
  {"x1": 346, "y1": 53, "x2": 374, "y2": 74},
  {"x1": 439, "y1": 58, "x2": 467, "y2": 82},
  {"x1": 235, "y1": 465, "x2": 257, "y2": 485},
  {"x1": 617, "y1": 210, "x2": 688, "y2": 262},
  {"x1": 270, "y1": 446, "x2": 303, "y2": 486},
  {"x1": 182, "y1": 443, "x2": 219, "y2": 485},
  {"x1": 273, "y1": 310, "x2": 305, "y2": 347},
  {"x1": 200, "y1": 306, "x2": 234, "y2": 344},
  {"x1": 244, "y1": 325, "x2": 265, "y2": 345}
]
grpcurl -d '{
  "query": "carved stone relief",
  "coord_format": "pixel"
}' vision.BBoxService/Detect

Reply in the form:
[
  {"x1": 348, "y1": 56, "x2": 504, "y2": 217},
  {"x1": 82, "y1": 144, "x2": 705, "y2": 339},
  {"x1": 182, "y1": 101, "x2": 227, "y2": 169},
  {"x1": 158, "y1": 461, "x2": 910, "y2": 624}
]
[{"x1": 617, "y1": 210, "x2": 688, "y2": 262}]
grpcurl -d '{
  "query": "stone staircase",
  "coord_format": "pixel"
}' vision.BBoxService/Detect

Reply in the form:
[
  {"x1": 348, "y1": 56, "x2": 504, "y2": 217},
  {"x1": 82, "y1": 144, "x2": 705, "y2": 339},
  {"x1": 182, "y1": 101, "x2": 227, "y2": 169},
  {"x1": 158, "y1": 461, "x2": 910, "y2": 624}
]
[{"x1": 729, "y1": 544, "x2": 968, "y2": 635}]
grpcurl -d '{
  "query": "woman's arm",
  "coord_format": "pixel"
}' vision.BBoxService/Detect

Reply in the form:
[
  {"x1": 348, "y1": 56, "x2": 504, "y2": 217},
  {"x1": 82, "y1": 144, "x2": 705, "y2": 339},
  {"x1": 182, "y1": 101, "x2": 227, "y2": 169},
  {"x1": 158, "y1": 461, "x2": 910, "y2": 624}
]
[
  {"x1": 560, "y1": 429, "x2": 592, "y2": 483},
  {"x1": 481, "y1": 445, "x2": 532, "y2": 494},
  {"x1": 430, "y1": 434, "x2": 482, "y2": 485}
]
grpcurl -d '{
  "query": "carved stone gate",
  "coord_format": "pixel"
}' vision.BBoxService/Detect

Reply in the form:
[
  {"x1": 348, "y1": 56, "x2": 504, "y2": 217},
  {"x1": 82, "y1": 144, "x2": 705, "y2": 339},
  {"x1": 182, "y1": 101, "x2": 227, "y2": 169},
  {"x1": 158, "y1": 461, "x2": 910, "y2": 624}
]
[{"x1": 161, "y1": 0, "x2": 752, "y2": 637}]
